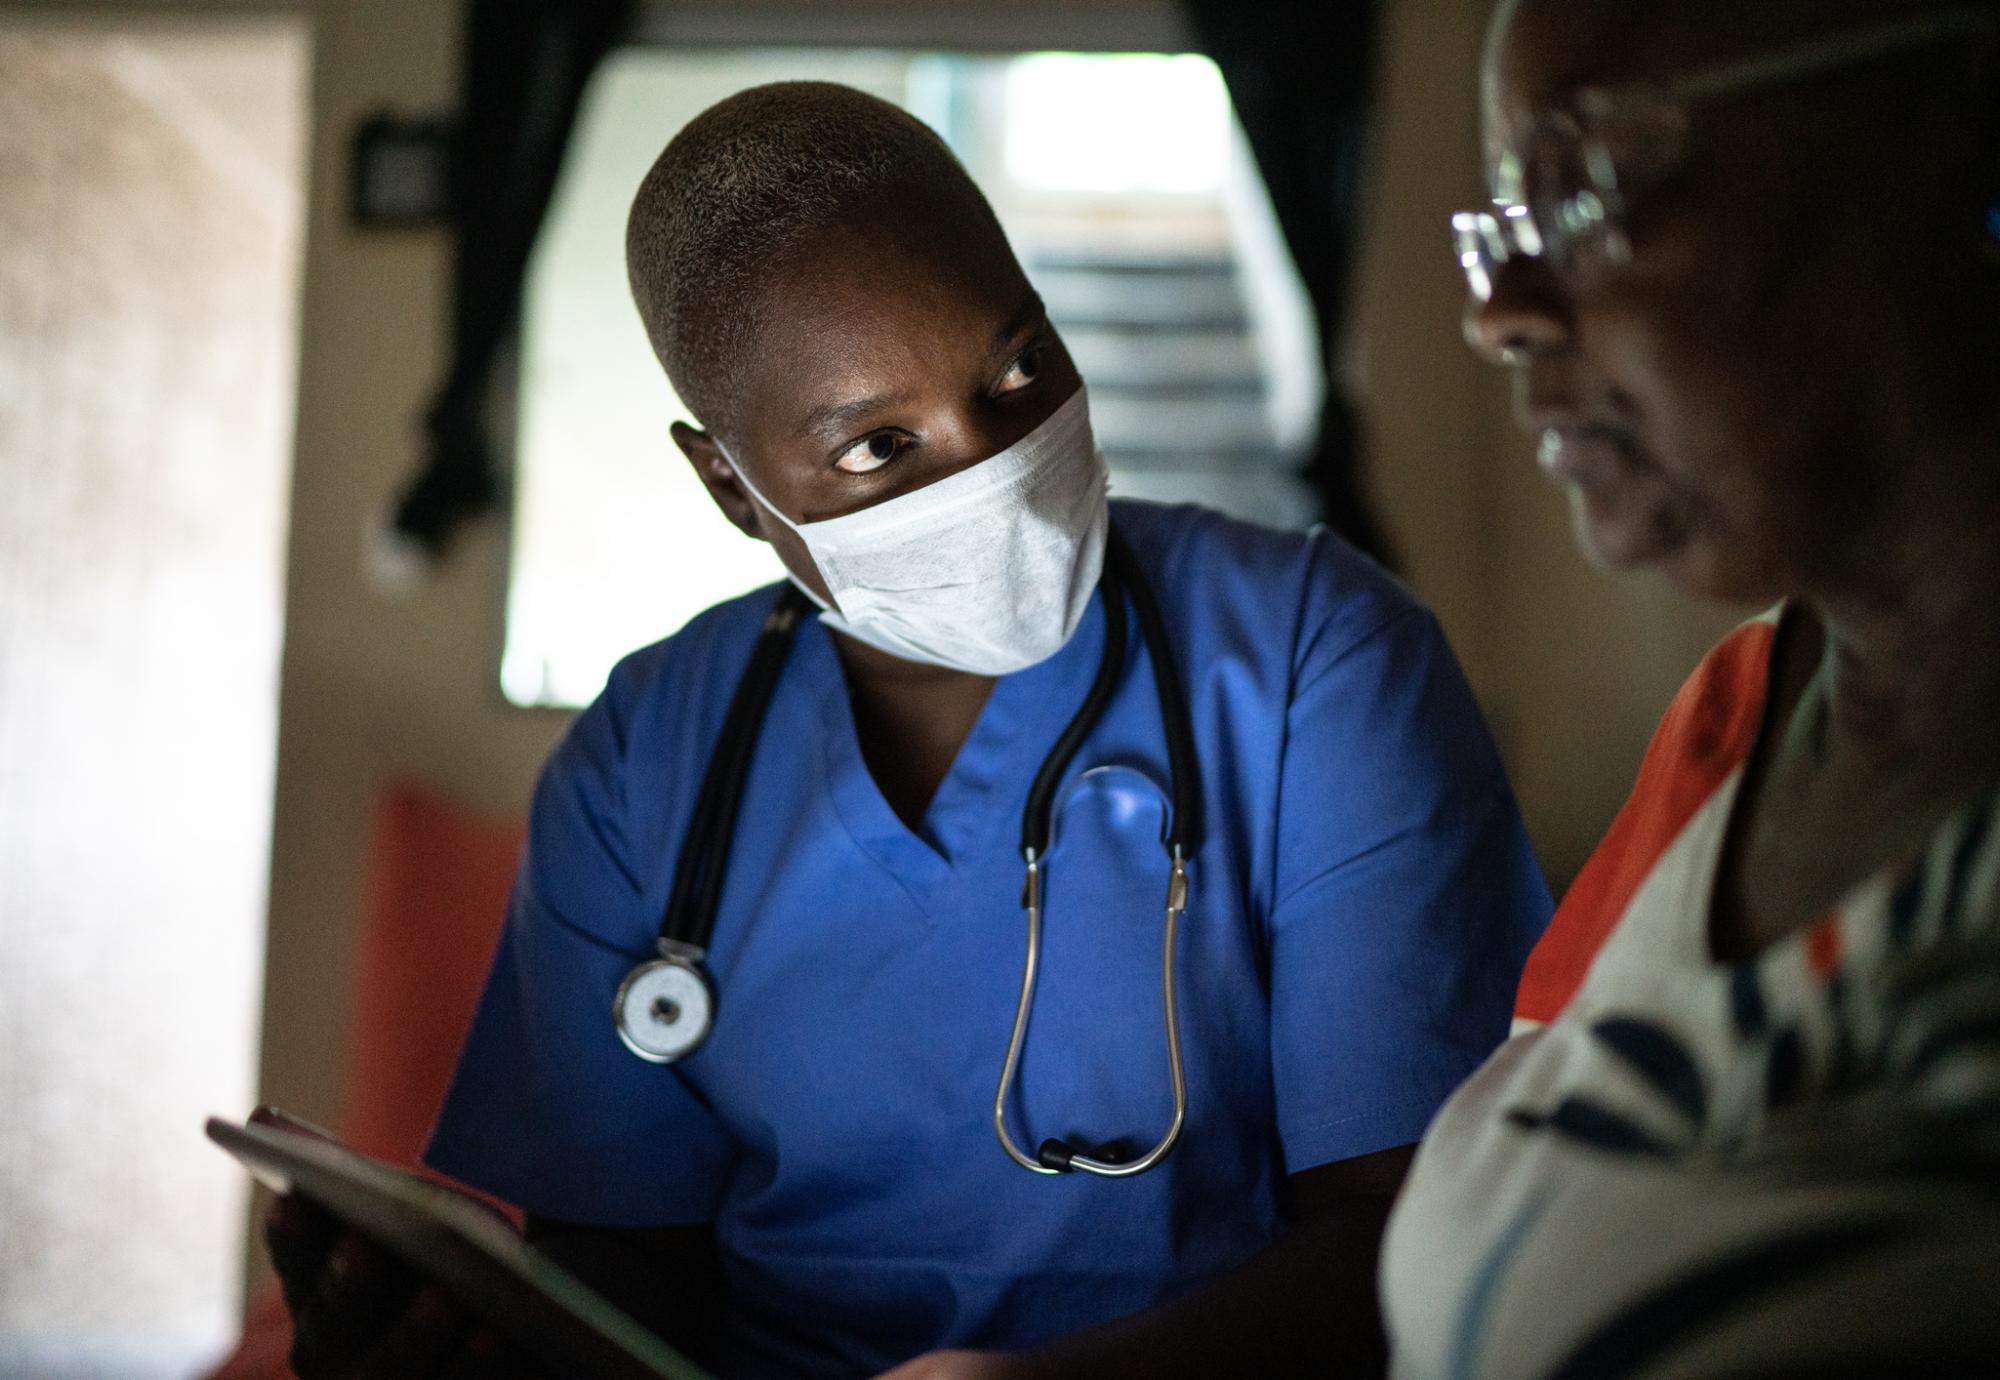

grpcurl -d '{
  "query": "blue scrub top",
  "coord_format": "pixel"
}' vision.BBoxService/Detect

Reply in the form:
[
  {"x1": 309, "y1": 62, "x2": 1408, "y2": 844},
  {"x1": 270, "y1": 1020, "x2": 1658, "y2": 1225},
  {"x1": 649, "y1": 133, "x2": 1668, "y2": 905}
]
[{"x1": 426, "y1": 500, "x2": 1551, "y2": 1379}]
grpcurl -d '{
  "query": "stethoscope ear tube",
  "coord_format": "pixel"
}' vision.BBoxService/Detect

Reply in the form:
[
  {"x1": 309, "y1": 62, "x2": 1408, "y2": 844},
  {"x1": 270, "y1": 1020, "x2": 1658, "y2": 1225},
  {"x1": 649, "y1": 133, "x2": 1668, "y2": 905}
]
[
  {"x1": 994, "y1": 845, "x2": 1191, "y2": 1178},
  {"x1": 1019, "y1": 539, "x2": 1129, "y2": 858},
  {"x1": 1110, "y1": 533, "x2": 1202, "y2": 856},
  {"x1": 994, "y1": 528, "x2": 1200, "y2": 1178}
]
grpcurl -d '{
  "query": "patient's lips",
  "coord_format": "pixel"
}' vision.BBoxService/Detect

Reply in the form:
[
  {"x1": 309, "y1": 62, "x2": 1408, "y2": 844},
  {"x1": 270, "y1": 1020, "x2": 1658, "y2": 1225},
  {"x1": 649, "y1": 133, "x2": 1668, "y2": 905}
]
[
  {"x1": 1533, "y1": 418, "x2": 1688, "y2": 571},
  {"x1": 1533, "y1": 420, "x2": 1643, "y2": 492}
]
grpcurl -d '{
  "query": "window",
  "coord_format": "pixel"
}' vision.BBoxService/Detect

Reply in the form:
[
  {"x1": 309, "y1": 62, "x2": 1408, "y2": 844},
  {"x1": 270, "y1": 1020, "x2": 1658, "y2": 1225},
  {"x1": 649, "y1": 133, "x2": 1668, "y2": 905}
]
[{"x1": 505, "y1": 47, "x2": 1319, "y2": 709}]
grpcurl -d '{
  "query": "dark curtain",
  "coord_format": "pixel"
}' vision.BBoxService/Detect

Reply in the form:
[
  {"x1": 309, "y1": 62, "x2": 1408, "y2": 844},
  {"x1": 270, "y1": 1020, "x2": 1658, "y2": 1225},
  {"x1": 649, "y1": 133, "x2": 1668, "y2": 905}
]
[
  {"x1": 392, "y1": 0, "x2": 633, "y2": 560},
  {"x1": 1181, "y1": 0, "x2": 1393, "y2": 566}
]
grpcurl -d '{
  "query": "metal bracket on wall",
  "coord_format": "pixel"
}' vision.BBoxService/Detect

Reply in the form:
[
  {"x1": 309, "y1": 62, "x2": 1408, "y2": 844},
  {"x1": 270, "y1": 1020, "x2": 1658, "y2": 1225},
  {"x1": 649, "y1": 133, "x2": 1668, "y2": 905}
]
[{"x1": 350, "y1": 111, "x2": 458, "y2": 228}]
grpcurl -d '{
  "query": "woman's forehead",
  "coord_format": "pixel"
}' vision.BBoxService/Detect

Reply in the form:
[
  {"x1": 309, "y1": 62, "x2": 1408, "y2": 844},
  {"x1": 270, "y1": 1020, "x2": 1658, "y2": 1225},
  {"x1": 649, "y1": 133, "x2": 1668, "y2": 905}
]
[
  {"x1": 1486, "y1": 0, "x2": 1707, "y2": 130},
  {"x1": 732, "y1": 215, "x2": 1033, "y2": 444},
  {"x1": 1485, "y1": 0, "x2": 1934, "y2": 122}
]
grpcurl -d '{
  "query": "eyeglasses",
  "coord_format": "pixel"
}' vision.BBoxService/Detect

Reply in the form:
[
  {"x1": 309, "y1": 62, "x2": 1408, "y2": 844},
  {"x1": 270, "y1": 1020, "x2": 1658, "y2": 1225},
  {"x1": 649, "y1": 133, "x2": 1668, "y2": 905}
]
[{"x1": 1453, "y1": 10, "x2": 2000, "y2": 302}]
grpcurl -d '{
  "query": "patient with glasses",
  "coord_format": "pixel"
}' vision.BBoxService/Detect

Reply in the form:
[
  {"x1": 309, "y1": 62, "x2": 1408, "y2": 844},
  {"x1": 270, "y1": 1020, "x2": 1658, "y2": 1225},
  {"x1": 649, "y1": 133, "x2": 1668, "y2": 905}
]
[{"x1": 1387, "y1": 3, "x2": 2000, "y2": 1376}]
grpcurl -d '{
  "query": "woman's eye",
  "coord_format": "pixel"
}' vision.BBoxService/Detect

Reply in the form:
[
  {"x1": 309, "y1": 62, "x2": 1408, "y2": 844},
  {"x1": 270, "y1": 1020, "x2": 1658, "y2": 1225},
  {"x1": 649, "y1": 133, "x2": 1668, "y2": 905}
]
[
  {"x1": 833, "y1": 431, "x2": 905, "y2": 475},
  {"x1": 996, "y1": 344, "x2": 1045, "y2": 395}
]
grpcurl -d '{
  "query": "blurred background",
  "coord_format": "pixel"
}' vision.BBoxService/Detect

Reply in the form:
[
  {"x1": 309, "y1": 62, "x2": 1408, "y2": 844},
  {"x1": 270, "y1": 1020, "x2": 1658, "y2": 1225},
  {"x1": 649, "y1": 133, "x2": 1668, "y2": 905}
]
[{"x1": 0, "y1": 0, "x2": 1740, "y2": 1376}]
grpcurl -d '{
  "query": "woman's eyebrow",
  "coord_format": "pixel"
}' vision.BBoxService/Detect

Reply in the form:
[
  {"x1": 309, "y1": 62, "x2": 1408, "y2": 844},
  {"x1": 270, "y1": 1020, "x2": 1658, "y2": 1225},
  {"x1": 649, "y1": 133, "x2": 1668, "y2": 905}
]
[
  {"x1": 788, "y1": 295, "x2": 1052, "y2": 441},
  {"x1": 989, "y1": 293, "x2": 1049, "y2": 356},
  {"x1": 791, "y1": 389, "x2": 909, "y2": 441}
]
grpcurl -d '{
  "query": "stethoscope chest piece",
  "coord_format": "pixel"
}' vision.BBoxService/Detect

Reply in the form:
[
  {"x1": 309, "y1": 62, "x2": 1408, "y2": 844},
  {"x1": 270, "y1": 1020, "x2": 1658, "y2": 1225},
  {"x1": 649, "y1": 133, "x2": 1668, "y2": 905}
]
[
  {"x1": 614, "y1": 940, "x2": 714, "y2": 1064},
  {"x1": 615, "y1": 591, "x2": 808, "y2": 1067}
]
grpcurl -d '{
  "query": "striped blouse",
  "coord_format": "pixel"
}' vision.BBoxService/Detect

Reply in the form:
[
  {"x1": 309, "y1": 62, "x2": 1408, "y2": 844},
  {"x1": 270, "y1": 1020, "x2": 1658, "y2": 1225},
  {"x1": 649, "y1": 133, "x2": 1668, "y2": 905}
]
[{"x1": 1383, "y1": 611, "x2": 2000, "y2": 1379}]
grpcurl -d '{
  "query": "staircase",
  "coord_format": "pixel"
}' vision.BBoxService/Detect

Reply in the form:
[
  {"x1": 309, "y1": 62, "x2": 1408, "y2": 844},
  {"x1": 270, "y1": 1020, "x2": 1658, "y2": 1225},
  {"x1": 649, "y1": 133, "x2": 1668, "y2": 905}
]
[{"x1": 1026, "y1": 247, "x2": 1315, "y2": 530}]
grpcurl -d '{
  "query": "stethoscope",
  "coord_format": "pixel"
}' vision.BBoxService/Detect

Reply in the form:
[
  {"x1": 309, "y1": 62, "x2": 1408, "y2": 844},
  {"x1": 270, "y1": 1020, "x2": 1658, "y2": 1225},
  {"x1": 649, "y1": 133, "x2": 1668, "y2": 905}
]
[{"x1": 613, "y1": 525, "x2": 1202, "y2": 1178}]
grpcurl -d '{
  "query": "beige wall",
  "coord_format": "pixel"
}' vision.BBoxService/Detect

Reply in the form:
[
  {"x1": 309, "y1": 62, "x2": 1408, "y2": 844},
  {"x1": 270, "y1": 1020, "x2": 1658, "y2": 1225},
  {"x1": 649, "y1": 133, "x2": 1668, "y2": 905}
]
[
  {"x1": 0, "y1": 19, "x2": 305, "y2": 1362},
  {"x1": 260, "y1": 0, "x2": 563, "y2": 1149}
]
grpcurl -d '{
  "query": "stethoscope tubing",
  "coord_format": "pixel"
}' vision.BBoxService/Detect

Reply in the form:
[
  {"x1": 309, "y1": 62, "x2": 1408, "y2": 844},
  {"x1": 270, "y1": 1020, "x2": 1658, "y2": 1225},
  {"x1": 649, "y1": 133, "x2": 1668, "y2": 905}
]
[
  {"x1": 993, "y1": 528, "x2": 1200, "y2": 1176},
  {"x1": 623, "y1": 522, "x2": 1201, "y2": 1179},
  {"x1": 992, "y1": 842, "x2": 1190, "y2": 1177}
]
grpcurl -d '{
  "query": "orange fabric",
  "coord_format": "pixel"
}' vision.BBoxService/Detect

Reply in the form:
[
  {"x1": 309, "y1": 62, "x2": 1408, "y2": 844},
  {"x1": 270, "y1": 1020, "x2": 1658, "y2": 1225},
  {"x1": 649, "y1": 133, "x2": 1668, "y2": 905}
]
[
  {"x1": 204, "y1": 782, "x2": 526, "y2": 1380},
  {"x1": 206, "y1": 1288, "x2": 293, "y2": 1379},
  {"x1": 1805, "y1": 915, "x2": 1845, "y2": 980},
  {"x1": 340, "y1": 783, "x2": 525, "y2": 1163},
  {"x1": 1515, "y1": 620, "x2": 1776, "y2": 1024}
]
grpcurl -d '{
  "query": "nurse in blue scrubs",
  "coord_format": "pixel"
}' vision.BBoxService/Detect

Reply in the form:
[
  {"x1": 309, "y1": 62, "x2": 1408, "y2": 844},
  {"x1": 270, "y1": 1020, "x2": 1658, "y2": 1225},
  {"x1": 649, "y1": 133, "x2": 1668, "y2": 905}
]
[{"x1": 267, "y1": 82, "x2": 1550, "y2": 1380}]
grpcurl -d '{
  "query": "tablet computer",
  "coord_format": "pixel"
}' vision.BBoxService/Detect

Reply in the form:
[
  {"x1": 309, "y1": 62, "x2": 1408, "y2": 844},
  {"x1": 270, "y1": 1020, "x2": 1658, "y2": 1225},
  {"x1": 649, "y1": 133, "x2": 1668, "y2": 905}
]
[{"x1": 208, "y1": 1109, "x2": 714, "y2": 1380}]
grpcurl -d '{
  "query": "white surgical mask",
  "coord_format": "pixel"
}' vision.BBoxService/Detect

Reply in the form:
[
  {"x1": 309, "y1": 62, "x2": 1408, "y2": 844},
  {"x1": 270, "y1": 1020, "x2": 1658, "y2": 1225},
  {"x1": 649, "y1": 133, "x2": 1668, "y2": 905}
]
[{"x1": 721, "y1": 387, "x2": 1108, "y2": 675}]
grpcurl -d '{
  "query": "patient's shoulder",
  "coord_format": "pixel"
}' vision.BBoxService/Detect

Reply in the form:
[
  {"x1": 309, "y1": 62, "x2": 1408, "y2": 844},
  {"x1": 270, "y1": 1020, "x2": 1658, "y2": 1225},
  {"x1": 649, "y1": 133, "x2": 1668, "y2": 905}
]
[{"x1": 1517, "y1": 609, "x2": 1782, "y2": 1022}]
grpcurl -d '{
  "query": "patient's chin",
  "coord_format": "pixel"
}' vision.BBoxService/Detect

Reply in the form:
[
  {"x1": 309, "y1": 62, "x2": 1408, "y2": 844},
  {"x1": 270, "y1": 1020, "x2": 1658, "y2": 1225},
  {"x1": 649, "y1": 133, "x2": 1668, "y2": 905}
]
[
  {"x1": 1568, "y1": 483, "x2": 1685, "y2": 576},
  {"x1": 1657, "y1": 540, "x2": 1788, "y2": 610}
]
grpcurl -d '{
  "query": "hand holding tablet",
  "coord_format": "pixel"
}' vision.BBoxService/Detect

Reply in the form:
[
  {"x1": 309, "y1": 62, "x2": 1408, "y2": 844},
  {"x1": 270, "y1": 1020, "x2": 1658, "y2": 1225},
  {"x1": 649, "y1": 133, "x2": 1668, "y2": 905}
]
[{"x1": 209, "y1": 1108, "x2": 713, "y2": 1380}]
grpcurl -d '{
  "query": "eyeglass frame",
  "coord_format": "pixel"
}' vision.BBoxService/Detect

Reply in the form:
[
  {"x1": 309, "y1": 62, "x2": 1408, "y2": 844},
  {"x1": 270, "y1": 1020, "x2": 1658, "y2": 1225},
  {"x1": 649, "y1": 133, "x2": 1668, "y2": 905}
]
[{"x1": 1452, "y1": 9, "x2": 2000, "y2": 303}]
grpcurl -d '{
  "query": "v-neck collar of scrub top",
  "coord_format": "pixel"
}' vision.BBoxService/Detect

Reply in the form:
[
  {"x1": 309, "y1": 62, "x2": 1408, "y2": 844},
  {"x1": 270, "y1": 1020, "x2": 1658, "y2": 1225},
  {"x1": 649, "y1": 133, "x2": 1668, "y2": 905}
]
[{"x1": 799, "y1": 586, "x2": 1110, "y2": 902}]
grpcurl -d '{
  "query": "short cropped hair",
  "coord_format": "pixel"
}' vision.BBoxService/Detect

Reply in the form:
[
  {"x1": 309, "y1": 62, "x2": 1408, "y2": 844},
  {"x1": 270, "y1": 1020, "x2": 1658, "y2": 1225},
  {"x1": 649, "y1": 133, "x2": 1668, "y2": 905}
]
[{"x1": 626, "y1": 81, "x2": 1004, "y2": 437}]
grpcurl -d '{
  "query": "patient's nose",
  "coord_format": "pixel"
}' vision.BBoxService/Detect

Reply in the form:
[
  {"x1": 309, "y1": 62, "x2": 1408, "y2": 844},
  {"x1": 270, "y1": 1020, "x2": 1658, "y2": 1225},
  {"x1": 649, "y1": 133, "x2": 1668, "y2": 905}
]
[{"x1": 1465, "y1": 256, "x2": 1571, "y2": 364}]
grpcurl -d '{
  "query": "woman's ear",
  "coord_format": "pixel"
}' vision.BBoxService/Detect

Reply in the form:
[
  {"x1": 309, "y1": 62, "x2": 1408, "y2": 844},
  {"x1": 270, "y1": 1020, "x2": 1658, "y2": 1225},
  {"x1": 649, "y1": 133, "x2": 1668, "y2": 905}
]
[{"x1": 671, "y1": 420, "x2": 764, "y2": 540}]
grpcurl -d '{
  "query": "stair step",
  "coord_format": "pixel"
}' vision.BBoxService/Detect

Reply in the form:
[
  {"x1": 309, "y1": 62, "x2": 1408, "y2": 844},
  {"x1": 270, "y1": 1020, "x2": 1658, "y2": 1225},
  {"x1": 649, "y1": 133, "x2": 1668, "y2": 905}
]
[
  {"x1": 1034, "y1": 267, "x2": 1247, "y2": 328},
  {"x1": 1026, "y1": 250, "x2": 1236, "y2": 277},
  {"x1": 1088, "y1": 377, "x2": 1265, "y2": 400},
  {"x1": 1092, "y1": 395, "x2": 1277, "y2": 453},
  {"x1": 1104, "y1": 446, "x2": 1293, "y2": 472},
  {"x1": 1062, "y1": 326, "x2": 1262, "y2": 388}
]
